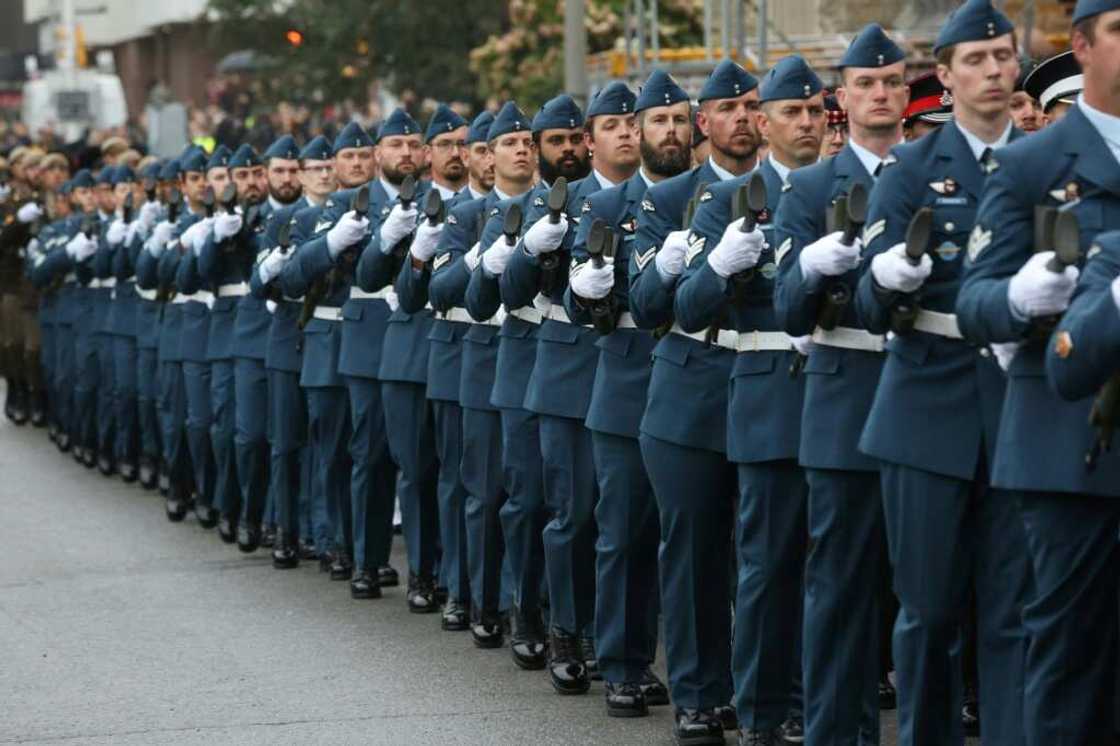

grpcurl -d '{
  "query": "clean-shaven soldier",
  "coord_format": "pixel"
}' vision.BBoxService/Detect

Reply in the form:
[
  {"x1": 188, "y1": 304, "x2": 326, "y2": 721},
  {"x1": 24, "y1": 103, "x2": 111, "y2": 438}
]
[
  {"x1": 626, "y1": 60, "x2": 762, "y2": 746},
  {"x1": 771, "y1": 25, "x2": 908, "y2": 746},
  {"x1": 676, "y1": 55, "x2": 826, "y2": 746},
  {"x1": 251, "y1": 135, "x2": 330, "y2": 568},
  {"x1": 564, "y1": 72, "x2": 691, "y2": 719},
  {"x1": 855, "y1": 2, "x2": 1030, "y2": 743},
  {"x1": 89, "y1": 166, "x2": 120, "y2": 476},
  {"x1": 958, "y1": 0, "x2": 1120, "y2": 741}
]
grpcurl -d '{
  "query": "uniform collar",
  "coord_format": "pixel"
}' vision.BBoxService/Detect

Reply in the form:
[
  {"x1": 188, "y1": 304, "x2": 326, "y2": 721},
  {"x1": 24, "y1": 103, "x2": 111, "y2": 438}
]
[
  {"x1": 591, "y1": 168, "x2": 617, "y2": 190},
  {"x1": 432, "y1": 181, "x2": 459, "y2": 201},
  {"x1": 267, "y1": 195, "x2": 287, "y2": 211},
  {"x1": 1076, "y1": 94, "x2": 1120, "y2": 154},
  {"x1": 953, "y1": 118, "x2": 1012, "y2": 161},
  {"x1": 707, "y1": 156, "x2": 738, "y2": 182},
  {"x1": 468, "y1": 185, "x2": 488, "y2": 200},
  {"x1": 638, "y1": 168, "x2": 655, "y2": 188},
  {"x1": 846, "y1": 137, "x2": 892, "y2": 179},
  {"x1": 766, "y1": 153, "x2": 793, "y2": 186},
  {"x1": 379, "y1": 177, "x2": 400, "y2": 203},
  {"x1": 493, "y1": 185, "x2": 514, "y2": 201}
]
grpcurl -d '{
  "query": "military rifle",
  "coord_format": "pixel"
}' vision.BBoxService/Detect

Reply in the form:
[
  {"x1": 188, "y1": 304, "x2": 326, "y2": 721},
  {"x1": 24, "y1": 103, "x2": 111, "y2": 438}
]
[
  {"x1": 538, "y1": 177, "x2": 569, "y2": 295},
  {"x1": 1031, "y1": 207, "x2": 1081, "y2": 340},
  {"x1": 299, "y1": 184, "x2": 372, "y2": 329},
  {"x1": 816, "y1": 182, "x2": 869, "y2": 331},
  {"x1": 728, "y1": 171, "x2": 769, "y2": 299},
  {"x1": 585, "y1": 218, "x2": 619, "y2": 335},
  {"x1": 888, "y1": 207, "x2": 934, "y2": 334},
  {"x1": 122, "y1": 192, "x2": 135, "y2": 224},
  {"x1": 143, "y1": 177, "x2": 157, "y2": 203}
]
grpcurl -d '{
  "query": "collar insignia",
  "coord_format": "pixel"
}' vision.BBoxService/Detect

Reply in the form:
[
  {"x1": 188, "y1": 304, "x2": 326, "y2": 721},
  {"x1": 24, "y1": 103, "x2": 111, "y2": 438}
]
[{"x1": 641, "y1": 198, "x2": 656, "y2": 213}]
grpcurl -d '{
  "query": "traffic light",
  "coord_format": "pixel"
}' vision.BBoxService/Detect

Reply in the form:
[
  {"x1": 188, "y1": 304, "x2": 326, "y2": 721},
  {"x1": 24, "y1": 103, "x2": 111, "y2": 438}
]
[{"x1": 285, "y1": 29, "x2": 304, "y2": 47}]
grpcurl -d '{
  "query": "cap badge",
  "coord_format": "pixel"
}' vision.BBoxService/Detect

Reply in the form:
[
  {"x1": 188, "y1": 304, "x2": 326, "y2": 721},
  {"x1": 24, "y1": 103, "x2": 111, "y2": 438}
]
[
  {"x1": 940, "y1": 90, "x2": 954, "y2": 108},
  {"x1": 803, "y1": 84, "x2": 812, "y2": 97}
]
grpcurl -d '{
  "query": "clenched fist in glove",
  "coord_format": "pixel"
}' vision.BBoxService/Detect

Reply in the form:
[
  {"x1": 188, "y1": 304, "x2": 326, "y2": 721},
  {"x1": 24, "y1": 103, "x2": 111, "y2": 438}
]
[
  {"x1": 707, "y1": 218, "x2": 766, "y2": 279},
  {"x1": 378, "y1": 203, "x2": 418, "y2": 250},
  {"x1": 463, "y1": 242, "x2": 482, "y2": 272},
  {"x1": 569, "y1": 260, "x2": 615, "y2": 300},
  {"x1": 17, "y1": 202, "x2": 42, "y2": 224},
  {"x1": 410, "y1": 220, "x2": 444, "y2": 263},
  {"x1": 871, "y1": 243, "x2": 932, "y2": 294},
  {"x1": 106, "y1": 219, "x2": 128, "y2": 246},
  {"x1": 67, "y1": 233, "x2": 97, "y2": 262},
  {"x1": 138, "y1": 200, "x2": 161, "y2": 231},
  {"x1": 655, "y1": 230, "x2": 691, "y2": 283},
  {"x1": 258, "y1": 247, "x2": 292, "y2": 285},
  {"x1": 327, "y1": 211, "x2": 370, "y2": 259},
  {"x1": 147, "y1": 221, "x2": 174, "y2": 257},
  {"x1": 522, "y1": 214, "x2": 569, "y2": 257},
  {"x1": 482, "y1": 235, "x2": 517, "y2": 276},
  {"x1": 181, "y1": 217, "x2": 213, "y2": 256},
  {"x1": 213, "y1": 212, "x2": 243, "y2": 242},
  {"x1": 1007, "y1": 251, "x2": 1079, "y2": 319},
  {"x1": 799, "y1": 232, "x2": 862, "y2": 282}
]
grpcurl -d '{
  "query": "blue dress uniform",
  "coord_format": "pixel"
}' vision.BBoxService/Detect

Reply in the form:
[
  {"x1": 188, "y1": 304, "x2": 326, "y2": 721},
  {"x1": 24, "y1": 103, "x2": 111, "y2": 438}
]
[
  {"x1": 406, "y1": 110, "x2": 493, "y2": 622},
  {"x1": 130, "y1": 162, "x2": 166, "y2": 488},
  {"x1": 677, "y1": 60, "x2": 814, "y2": 741},
  {"x1": 29, "y1": 206, "x2": 75, "y2": 445},
  {"x1": 355, "y1": 109, "x2": 441, "y2": 604},
  {"x1": 560, "y1": 78, "x2": 668, "y2": 703},
  {"x1": 855, "y1": 6, "x2": 1031, "y2": 744},
  {"x1": 626, "y1": 64, "x2": 752, "y2": 732},
  {"x1": 103, "y1": 166, "x2": 141, "y2": 481},
  {"x1": 771, "y1": 27, "x2": 904, "y2": 746},
  {"x1": 178, "y1": 146, "x2": 228, "y2": 524},
  {"x1": 72, "y1": 207, "x2": 104, "y2": 463},
  {"x1": 501, "y1": 97, "x2": 609, "y2": 670},
  {"x1": 91, "y1": 171, "x2": 118, "y2": 471},
  {"x1": 956, "y1": 3, "x2": 1120, "y2": 732},
  {"x1": 28, "y1": 224, "x2": 55, "y2": 433}
]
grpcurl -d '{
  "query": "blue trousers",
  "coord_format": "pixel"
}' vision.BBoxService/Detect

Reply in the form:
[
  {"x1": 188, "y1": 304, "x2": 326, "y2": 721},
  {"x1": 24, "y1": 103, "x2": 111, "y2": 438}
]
[
  {"x1": 267, "y1": 368, "x2": 307, "y2": 540},
  {"x1": 640, "y1": 433, "x2": 736, "y2": 710},
  {"x1": 803, "y1": 468, "x2": 883, "y2": 746},
  {"x1": 95, "y1": 332, "x2": 115, "y2": 454},
  {"x1": 346, "y1": 376, "x2": 396, "y2": 571},
  {"x1": 1018, "y1": 492, "x2": 1120, "y2": 746},
  {"x1": 733, "y1": 460, "x2": 807, "y2": 730},
  {"x1": 182, "y1": 360, "x2": 215, "y2": 507},
  {"x1": 541, "y1": 414, "x2": 599, "y2": 637},
  {"x1": 881, "y1": 462, "x2": 1030, "y2": 746},
  {"x1": 112, "y1": 335, "x2": 138, "y2": 466},
  {"x1": 306, "y1": 386, "x2": 351, "y2": 554},
  {"x1": 136, "y1": 347, "x2": 160, "y2": 465},
  {"x1": 234, "y1": 357, "x2": 269, "y2": 528},
  {"x1": 433, "y1": 400, "x2": 470, "y2": 603},
  {"x1": 498, "y1": 406, "x2": 547, "y2": 616},
  {"x1": 74, "y1": 328, "x2": 99, "y2": 451},
  {"x1": 462, "y1": 405, "x2": 507, "y2": 622},
  {"x1": 592, "y1": 430, "x2": 660, "y2": 684},
  {"x1": 53, "y1": 324, "x2": 74, "y2": 441},
  {"x1": 40, "y1": 322, "x2": 54, "y2": 421},
  {"x1": 383, "y1": 380, "x2": 439, "y2": 580},
  {"x1": 157, "y1": 361, "x2": 189, "y2": 485},
  {"x1": 209, "y1": 359, "x2": 239, "y2": 518}
]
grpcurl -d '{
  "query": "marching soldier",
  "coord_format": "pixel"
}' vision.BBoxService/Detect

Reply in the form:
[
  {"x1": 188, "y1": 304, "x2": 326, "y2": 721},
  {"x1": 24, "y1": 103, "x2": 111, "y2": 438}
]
[
  {"x1": 855, "y1": 1, "x2": 1031, "y2": 743},
  {"x1": 772, "y1": 25, "x2": 908, "y2": 746},
  {"x1": 958, "y1": 0, "x2": 1120, "y2": 741},
  {"x1": 91, "y1": 166, "x2": 123, "y2": 476},
  {"x1": 627, "y1": 59, "x2": 763, "y2": 745},
  {"x1": 564, "y1": 72, "x2": 692, "y2": 718}
]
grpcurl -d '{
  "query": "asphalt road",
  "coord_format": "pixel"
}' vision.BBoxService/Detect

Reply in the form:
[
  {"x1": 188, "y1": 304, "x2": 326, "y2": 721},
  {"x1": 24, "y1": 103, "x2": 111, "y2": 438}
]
[{"x1": 0, "y1": 401, "x2": 946, "y2": 745}]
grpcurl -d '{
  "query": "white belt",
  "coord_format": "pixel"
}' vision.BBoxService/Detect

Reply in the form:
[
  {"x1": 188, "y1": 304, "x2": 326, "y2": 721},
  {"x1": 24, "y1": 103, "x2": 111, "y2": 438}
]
[
  {"x1": 615, "y1": 312, "x2": 637, "y2": 330},
  {"x1": 122, "y1": 275, "x2": 136, "y2": 283},
  {"x1": 349, "y1": 287, "x2": 393, "y2": 301},
  {"x1": 811, "y1": 326, "x2": 885, "y2": 353},
  {"x1": 441, "y1": 307, "x2": 473, "y2": 324},
  {"x1": 100, "y1": 277, "x2": 117, "y2": 289},
  {"x1": 312, "y1": 305, "x2": 343, "y2": 321},
  {"x1": 507, "y1": 306, "x2": 543, "y2": 325},
  {"x1": 217, "y1": 282, "x2": 249, "y2": 298},
  {"x1": 913, "y1": 309, "x2": 963, "y2": 340},
  {"x1": 64, "y1": 273, "x2": 76, "y2": 283},
  {"x1": 670, "y1": 324, "x2": 792, "y2": 352},
  {"x1": 181, "y1": 290, "x2": 215, "y2": 306},
  {"x1": 135, "y1": 286, "x2": 158, "y2": 301},
  {"x1": 543, "y1": 304, "x2": 593, "y2": 328},
  {"x1": 170, "y1": 294, "x2": 188, "y2": 305},
  {"x1": 89, "y1": 278, "x2": 101, "y2": 289}
]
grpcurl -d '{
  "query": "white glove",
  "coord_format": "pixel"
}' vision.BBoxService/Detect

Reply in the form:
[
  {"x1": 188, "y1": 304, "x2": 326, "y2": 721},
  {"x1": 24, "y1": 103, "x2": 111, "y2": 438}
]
[
  {"x1": 213, "y1": 212, "x2": 243, "y2": 242},
  {"x1": 67, "y1": 233, "x2": 97, "y2": 262},
  {"x1": 179, "y1": 217, "x2": 212, "y2": 256},
  {"x1": 799, "y1": 232, "x2": 862, "y2": 282},
  {"x1": 708, "y1": 219, "x2": 767, "y2": 279},
  {"x1": 409, "y1": 220, "x2": 443, "y2": 263},
  {"x1": 138, "y1": 200, "x2": 161, "y2": 229},
  {"x1": 1112, "y1": 275, "x2": 1120, "y2": 319},
  {"x1": 871, "y1": 243, "x2": 933, "y2": 293},
  {"x1": 148, "y1": 221, "x2": 174, "y2": 257},
  {"x1": 378, "y1": 203, "x2": 419, "y2": 250},
  {"x1": 17, "y1": 202, "x2": 42, "y2": 223},
  {"x1": 26, "y1": 237, "x2": 40, "y2": 259},
  {"x1": 1007, "y1": 251, "x2": 1080, "y2": 319},
  {"x1": 385, "y1": 288, "x2": 400, "y2": 312},
  {"x1": 791, "y1": 334, "x2": 815, "y2": 356},
  {"x1": 655, "y1": 230, "x2": 690, "y2": 282},
  {"x1": 522, "y1": 214, "x2": 569, "y2": 256},
  {"x1": 258, "y1": 247, "x2": 291, "y2": 284},
  {"x1": 991, "y1": 341, "x2": 1020, "y2": 372},
  {"x1": 125, "y1": 221, "x2": 140, "y2": 246},
  {"x1": 106, "y1": 219, "x2": 128, "y2": 246},
  {"x1": 327, "y1": 211, "x2": 370, "y2": 259},
  {"x1": 463, "y1": 242, "x2": 482, "y2": 272},
  {"x1": 569, "y1": 260, "x2": 614, "y2": 300},
  {"x1": 482, "y1": 236, "x2": 517, "y2": 276}
]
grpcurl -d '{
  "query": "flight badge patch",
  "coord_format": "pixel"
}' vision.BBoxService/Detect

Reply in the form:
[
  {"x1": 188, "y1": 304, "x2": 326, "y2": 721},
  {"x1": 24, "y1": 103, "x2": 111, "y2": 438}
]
[
  {"x1": 934, "y1": 241, "x2": 961, "y2": 261},
  {"x1": 620, "y1": 217, "x2": 637, "y2": 233},
  {"x1": 863, "y1": 218, "x2": 886, "y2": 245},
  {"x1": 1054, "y1": 330, "x2": 1073, "y2": 359},
  {"x1": 433, "y1": 253, "x2": 450, "y2": 271},
  {"x1": 929, "y1": 178, "x2": 957, "y2": 195},
  {"x1": 633, "y1": 246, "x2": 656, "y2": 271},
  {"x1": 967, "y1": 225, "x2": 992, "y2": 261},
  {"x1": 641, "y1": 199, "x2": 656, "y2": 213}
]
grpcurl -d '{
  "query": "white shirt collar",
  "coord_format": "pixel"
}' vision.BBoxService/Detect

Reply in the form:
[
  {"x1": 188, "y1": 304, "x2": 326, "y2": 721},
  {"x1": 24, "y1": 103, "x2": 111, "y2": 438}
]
[
  {"x1": 767, "y1": 154, "x2": 793, "y2": 186},
  {"x1": 638, "y1": 168, "x2": 655, "y2": 188},
  {"x1": 267, "y1": 195, "x2": 287, "y2": 211},
  {"x1": 468, "y1": 185, "x2": 488, "y2": 200},
  {"x1": 493, "y1": 186, "x2": 513, "y2": 201},
  {"x1": 953, "y1": 118, "x2": 1012, "y2": 162},
  {"x1": 98, "y1": 209, "x2": 112, "y2": 221},
  {"x1": 379, "y1": 177, "x2": 400, "y2": 203},
  {"x1": 592, "y1": 169, "x2": 617, "y2": 190},
  {"x1": 432, "y1": 181, "x2": 459, "y2": 201},
  {"x1": 847, "y1": 138, "x2": 887, "y2": 179},
  {"x1": 707, "y1": 156, "x2": 737, "y2": 182},
  {"x1": 1077, "y1": 94, "x2": 1120, "y2": 155}
]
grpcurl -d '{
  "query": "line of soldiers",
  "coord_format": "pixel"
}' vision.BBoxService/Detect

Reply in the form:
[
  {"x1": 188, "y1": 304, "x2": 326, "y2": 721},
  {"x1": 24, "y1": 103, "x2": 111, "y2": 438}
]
[{"x1": 4, "y1": 0, "x2": 1120, "y2": 743}]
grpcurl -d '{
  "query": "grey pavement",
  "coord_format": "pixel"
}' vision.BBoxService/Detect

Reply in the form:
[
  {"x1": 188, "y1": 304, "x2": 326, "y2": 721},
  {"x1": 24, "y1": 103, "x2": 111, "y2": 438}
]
[{"x1": 0, "y1": 408, "x2": 928, "y2": 745}]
